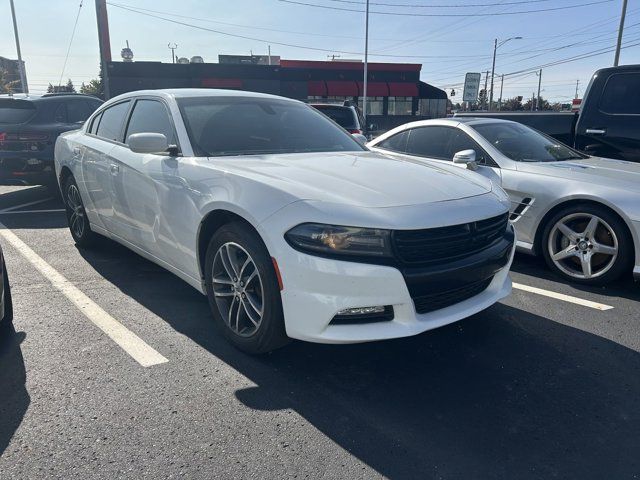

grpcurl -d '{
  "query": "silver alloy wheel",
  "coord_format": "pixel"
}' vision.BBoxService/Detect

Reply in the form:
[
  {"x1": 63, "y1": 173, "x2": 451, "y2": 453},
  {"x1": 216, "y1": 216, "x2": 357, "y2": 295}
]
[
  {"x1": 66, "y1": 184, "x2": 85, "y2": 239},
  {"x1": 548, "y1": 213, "x2": 618, "y2": 280},
  {"x1": 211, "y1": 242, "x2": 264, "y2": 337}
]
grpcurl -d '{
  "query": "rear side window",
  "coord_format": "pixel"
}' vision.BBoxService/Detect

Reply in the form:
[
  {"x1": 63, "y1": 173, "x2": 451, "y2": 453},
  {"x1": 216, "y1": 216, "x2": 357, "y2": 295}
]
[
  {"x1": 600, "y1": 73, "x2": 640, "y2": 115},
  {"x1": 125, "y1": 100, "x2": 176, "y2": 144},
  {"x1": 89, "y1": 112, "x2": 103, "y2": 134},
  {"x1": 0, "y1": 99, "x2": 36, "y2": 124},
  {"x1": 66, "y1": 100, "x2": 96, "y2": 123},
  {"x1": 96, "y1": 101, "x2": 130, "y2": 142},
  {"x1": 313, "y1": 106, "x2": 357, "y2": 129},
  {"x1": 377, "y1": 130, "x2": 409, "y2": 152},
  {"x1": 405, "y1": 126, "x2": 456, "y2": 159}
]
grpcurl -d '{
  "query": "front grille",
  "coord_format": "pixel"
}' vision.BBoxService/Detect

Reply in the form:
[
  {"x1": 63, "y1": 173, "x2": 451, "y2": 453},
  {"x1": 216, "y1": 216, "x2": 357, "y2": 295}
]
[
  {"x1": 412, "y1": 277, "x2": 493, "y2": 314},
  {"x1": 393, "y1": 212, "x2": 509, "y2": 265}
]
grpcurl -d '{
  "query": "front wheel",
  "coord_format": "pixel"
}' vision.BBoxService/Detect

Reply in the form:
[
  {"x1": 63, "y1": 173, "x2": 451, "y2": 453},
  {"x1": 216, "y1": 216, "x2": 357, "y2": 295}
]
[
  {"x1": 541, "y1": 204, "x2": 632, "y2": 285},
  {"x1": 63, "y1": 176, "x2": 98, "y2": 248},
  {"x1": 204, "y1": 222, "x2": 289, "y2": 354}
]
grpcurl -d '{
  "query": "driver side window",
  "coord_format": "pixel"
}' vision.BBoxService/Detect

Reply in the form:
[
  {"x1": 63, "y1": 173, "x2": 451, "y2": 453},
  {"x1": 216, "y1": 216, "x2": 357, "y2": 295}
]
[
  {"x1": 447, "y1": 130, "x2": 496, "y2": 166},
  {"x1": 125, "y1": 99, "x2": 176, "y2": 145}
]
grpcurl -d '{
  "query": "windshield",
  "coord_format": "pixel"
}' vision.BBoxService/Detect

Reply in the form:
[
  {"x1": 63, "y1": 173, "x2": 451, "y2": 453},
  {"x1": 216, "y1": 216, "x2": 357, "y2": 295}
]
[
  {"x1": 177, "y1": 97, "x2": 365, "y2": 157},
  {"x1": 312, "y1": 105, "x2": 357, "y2": 129},
  {"x1": 473, "y1": 122, "x2": 587, "y2": 162},
  {"x1": 0, "y1": 99, "x2": 36, "y2": 124}
]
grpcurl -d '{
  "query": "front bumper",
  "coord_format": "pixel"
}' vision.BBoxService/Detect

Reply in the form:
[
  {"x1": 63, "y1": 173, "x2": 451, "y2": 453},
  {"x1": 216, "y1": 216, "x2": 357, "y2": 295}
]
[{"x1": 272, "y1": 227, "x2": 515, "y2": 344}]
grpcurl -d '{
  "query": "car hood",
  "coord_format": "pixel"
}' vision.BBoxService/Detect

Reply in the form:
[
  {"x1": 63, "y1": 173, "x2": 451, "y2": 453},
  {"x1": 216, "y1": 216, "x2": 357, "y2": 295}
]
[
  {"x1": 204, "y1": 151, "x2": 492, "y2": 207},
  {"x1": 516, "y1": 156, "x2": 640, "y2": 192}
]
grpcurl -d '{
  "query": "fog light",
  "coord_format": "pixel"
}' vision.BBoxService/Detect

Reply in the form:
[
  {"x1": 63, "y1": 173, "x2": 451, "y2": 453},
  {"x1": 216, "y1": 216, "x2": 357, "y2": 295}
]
[
  {"x1": 337, "y1": 305, "x2": 386, "y2": 316},
  {"x1": 331, "y1": 305, "x2": 394, "y2": 325}
]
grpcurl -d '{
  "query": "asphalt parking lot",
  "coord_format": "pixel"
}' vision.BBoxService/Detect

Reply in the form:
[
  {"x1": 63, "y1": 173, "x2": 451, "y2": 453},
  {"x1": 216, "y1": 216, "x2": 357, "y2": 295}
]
[{"x1": 0, "y1": 185, "x2": 639, "y2": 479}]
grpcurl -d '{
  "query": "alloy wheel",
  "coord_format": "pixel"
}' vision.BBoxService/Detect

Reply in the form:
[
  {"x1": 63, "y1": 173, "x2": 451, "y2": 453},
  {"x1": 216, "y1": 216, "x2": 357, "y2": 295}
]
[
  {"x1": 211, "y1": 242, "x2": 264, "y2": 337},
  {"x1": 66, "y1": 184, "x2": 85, "y2": 239},
  {"x1": 547, "y1": 213, "x2": 618, "y2": 280}
]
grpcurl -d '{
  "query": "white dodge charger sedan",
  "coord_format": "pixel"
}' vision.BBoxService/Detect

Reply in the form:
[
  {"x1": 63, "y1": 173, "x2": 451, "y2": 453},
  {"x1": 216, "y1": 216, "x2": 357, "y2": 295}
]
[{"x1": 55, "y1": 89, "x2": 515, "y2": 353}]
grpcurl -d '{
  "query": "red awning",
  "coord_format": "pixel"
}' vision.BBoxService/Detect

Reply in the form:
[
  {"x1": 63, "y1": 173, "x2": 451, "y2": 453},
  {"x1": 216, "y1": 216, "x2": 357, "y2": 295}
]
[
  {"x1": 326, "y1": 81, "x2": 359, "y2": 96},
  {"x1": 388, "y1": 82, "x2": 419, "y2": 97},
  {"x1": 357, "y1": 82, "x2": 389, "y2": 96},
  {"x1": 201, "y1": 78, "x2": 243, "y2": 89},
  {"x1": 308, "y1": 80, "x2": 327, "y2": 96}
]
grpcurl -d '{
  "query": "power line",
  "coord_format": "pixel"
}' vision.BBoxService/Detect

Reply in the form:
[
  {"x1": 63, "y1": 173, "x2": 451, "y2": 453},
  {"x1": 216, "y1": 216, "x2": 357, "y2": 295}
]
[
  {"x1": 58, "y1": 0, "x2": 84, "y2": 87},
  {"x1": 278, "y1": 0, "x2": 613, "y2": 17},
  {"x1": 323, "y1": 0, "x2": 555, "y2": 7}
]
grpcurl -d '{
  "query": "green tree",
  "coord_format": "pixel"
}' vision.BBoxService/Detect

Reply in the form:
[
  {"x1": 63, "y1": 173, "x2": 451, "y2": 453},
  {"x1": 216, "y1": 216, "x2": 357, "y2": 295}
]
[
  {"x1": 65, "y1": 79, "x2": 76, "y2": 93},
  {"x1": 80, "y1": 77, "x2": 103, "y2": 98},
  {"x1": 0, "y1": 69, "x2": 20, "y2": 94},
  {"x1": 500, "y1": 96, "x2": 524, "y2": 111},
  {"x1": 523, "y1": 95, "x2": 551, "y2": 111},
  {"x1": 46, "y1": 83, "x2": 55, "y2": 93}
]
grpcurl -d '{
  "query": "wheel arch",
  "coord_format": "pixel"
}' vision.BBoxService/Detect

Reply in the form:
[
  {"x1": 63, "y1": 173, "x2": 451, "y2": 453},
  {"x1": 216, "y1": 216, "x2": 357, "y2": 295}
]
[
  {"x1": 58, "y1": 166, "x2": 73, "y2": 190},
  {"x1": 196, "y1": 209, "x2": 264, "y2": 283},
  {"x1": 533, "y1": 198, "x2": 636, "y2": 261}
]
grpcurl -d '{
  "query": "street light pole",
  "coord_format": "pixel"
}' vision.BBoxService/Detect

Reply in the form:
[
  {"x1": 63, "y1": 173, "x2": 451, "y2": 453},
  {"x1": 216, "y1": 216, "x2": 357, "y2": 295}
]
[
  {"x1": 536, "y1": 69, "x2": 542, "y2": 111},
  {"x1": 614, "y1": 0, "x2": 628, "y2": 66},
  {"x1": 489, "y1": 36, "x2": 522, "y2": 111},
  {"x1": 9, "y1": 0, "x2": 28, "y2": 94},
  {"x1": 498, "y1": 74, "x2": 504, "y2": 110},
  {"x1": 489, "y1": 39, "x2": 497, "y2": 111},
  {"x1": 363, "y1": 0, "x2": 370, "y2": 126}
]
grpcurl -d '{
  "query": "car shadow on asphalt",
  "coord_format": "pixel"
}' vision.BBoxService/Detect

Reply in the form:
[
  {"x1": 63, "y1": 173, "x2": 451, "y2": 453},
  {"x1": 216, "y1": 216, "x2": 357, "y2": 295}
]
[
  {"x1": 0, "y1": 324, "x2": 30, "y2": 457},
  {"x1": 511, "y1": 252, "x2": 640, "y2": 302},
  {"x1": 0, "y1": 186, "x2": 67, "y2": 230},
  {"x1": 78, "y1": 240, "x2": 640, "y2": 480}
]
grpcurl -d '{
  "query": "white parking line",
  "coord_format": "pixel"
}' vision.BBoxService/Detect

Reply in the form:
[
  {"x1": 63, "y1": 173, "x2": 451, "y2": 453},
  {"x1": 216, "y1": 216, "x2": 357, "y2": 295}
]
[
  {"x1": 0, "y1": 209, "x2": 66, "y2": 215},
  {"x1": 0, "y1": 222, "x2": 169, "y2": 367},
  {"x1": 0, "y1": 197, "x2": 54, "y2": 212},
  {"x1": 512, "y1": 282, "x2": 614, "y2": 311}
]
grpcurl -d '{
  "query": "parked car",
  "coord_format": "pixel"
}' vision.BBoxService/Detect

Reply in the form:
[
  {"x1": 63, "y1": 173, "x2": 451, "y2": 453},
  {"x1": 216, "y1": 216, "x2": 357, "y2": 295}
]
[
  {"x1": 456, "y1": 64, "x2": 640, "y2": 163},
  {"x1": 0, "y1": 93, "x2": 103, "y2": 188},
  {"x1": 55, "y1": 89, "x2": 515, "y2": 353},
  {"x1": 368, "y1": 117, "x2": 640, "y2": 285},
  {"x1": 310, "y1": 102, "x2": 370, "y2": 136},
  {"x1": 0, "y1": 244, "x2": 12, "y2": 329}
]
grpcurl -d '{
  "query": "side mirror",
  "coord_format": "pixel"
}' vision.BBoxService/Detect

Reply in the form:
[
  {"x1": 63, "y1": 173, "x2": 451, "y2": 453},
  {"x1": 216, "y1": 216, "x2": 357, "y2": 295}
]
[
  {"x1": 453, "y1": 149, "x2": 479, "y2": 171},
  {"x1": 352, "y1": 133, "x2": 368, "y2": 146},
  {"x1": 128, "y1": 133, "x2": 169, "y2": 154}
]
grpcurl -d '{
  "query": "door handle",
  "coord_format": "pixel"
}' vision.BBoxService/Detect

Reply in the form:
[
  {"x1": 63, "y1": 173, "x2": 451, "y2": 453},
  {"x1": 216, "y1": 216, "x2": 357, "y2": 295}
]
[
  {"x1": 585, "y1": 128, "x2": 606, "y2": 135},
  {"x1": 110, "y1": 164, "x2": 120, "y2": 175}
]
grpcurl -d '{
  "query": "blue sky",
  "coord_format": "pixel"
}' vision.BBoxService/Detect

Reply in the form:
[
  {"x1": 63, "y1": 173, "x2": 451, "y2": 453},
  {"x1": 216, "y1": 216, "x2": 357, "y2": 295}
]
[{"x1": 1, "y1": 0, "x2": 638, "y2": 102}]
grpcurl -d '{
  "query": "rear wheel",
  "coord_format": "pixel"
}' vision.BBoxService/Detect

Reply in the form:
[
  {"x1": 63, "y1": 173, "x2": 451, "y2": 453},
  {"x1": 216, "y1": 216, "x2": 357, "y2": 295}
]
[
  {"x1": 541, "y1": 204, "x2": 632, "y2": 285},
  {"x1": 204, "y1": 222, "x2": 289, "y2": 354},
  {"x1": 63, "y1": 176, "x2": 98, "y2": 248}
]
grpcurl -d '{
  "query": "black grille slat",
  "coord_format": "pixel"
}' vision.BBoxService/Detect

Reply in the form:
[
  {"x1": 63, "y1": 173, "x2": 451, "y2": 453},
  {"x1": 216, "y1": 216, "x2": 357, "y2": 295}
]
[
  {"x1": 412, "y1": 277, "x2": 493, "y2": 314},
  {"x1": 393, "y1": 213, "x2": 509, "y2": 265}
]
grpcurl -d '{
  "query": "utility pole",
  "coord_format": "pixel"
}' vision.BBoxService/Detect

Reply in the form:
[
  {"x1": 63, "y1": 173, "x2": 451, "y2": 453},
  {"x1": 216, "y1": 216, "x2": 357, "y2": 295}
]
[
  {"x1": 489, "y1": 39, "x2": 497, "y2": 111},
  {"x1": 531, "y1": 92, "x2": 535, "y2": 112},
  {"x1": 483, "y1": 70, "x2": 489, "y2": 110},
  {"x1": 268, "y1": 45, "x2": 271, "y2": 65},
  {"x1": 363, "y1": 0, "x2": 370, "y2": 125},
  {"x1": 498, "y1": 74, "x2": 504, "y2": 110},
  {"x1": 614, "y1": 0, "x2": 628, "y2": 66},
  {"x1": 168, "y1": 43, "x2": 177, "y2": 64},
  {"x1": 575, "y1": 79, "x2": 580, "y2": 99},
  {"x1": 535, "y1": 69, "x2": 542, "y2": 111},
  {"x1": 9, "y1": 0, "x2": 28, "y2": 94},
  {"x1": 95, "y1": 0, "x2": 111, "y2": 99}
]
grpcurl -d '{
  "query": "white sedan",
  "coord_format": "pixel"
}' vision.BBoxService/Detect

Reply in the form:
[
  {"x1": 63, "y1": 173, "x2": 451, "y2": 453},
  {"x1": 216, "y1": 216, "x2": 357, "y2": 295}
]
[{"x1": 55, "y1": 89, "x2": 514, "y2": 353}]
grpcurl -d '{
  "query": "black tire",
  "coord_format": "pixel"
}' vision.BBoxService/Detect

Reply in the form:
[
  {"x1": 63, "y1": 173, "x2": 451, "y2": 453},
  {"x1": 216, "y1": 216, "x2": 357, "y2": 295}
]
[
  {"x1": 204, "y1": 221, "x2": 289, "y2": 354},
  {"x1": 1, "y1": 259, "x2": 13, "y2": 328},
  {"x1": 541, "y1": 203, "x2": 633, "y2": 285},
  {"x1": 63, "y1": 176, "x2": 99, "y2": 248}
]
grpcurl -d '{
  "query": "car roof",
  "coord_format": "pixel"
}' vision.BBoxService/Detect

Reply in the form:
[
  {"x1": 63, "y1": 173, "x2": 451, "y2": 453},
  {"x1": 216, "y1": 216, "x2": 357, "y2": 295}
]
[
  {"x1": 0, "y1": 93, "x2": 101, "y2": 102},
  {"x1": 108, "y1": 88, "x2": 297, "y2": 104},
  {"x1": 391, "y1": 117, "x2": 517, "y2": 129}
]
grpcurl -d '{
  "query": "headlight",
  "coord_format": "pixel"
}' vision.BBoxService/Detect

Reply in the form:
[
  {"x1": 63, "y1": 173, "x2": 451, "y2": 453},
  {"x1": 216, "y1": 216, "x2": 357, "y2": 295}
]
[{"x1": 285, "y1": 223, "x2": 392, "y2": 258}]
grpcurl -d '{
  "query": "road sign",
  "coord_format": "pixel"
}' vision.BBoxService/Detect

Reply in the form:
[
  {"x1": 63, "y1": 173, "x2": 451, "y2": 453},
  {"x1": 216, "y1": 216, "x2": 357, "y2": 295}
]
[{"x1": 463, "y1": 72, "x2": 482, "y2": 102}]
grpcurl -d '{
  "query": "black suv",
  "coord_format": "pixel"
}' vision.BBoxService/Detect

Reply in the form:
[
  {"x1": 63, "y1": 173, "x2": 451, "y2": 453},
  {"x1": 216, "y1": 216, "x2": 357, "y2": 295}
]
[
  {"x1": 0, "y1": 93, "x2": 102, "y2": 187},
  {"x1": 310, "y1": 102, "x2": 369, "y2": 136}
]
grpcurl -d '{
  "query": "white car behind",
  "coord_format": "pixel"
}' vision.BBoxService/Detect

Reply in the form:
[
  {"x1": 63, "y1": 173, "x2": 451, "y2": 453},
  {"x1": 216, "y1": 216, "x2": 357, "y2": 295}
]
[{"x1": 55, "y1": 89, "x2": 515, "y2": 353}]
